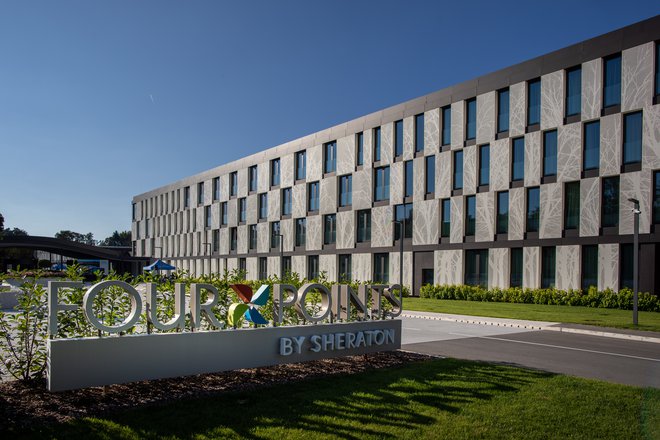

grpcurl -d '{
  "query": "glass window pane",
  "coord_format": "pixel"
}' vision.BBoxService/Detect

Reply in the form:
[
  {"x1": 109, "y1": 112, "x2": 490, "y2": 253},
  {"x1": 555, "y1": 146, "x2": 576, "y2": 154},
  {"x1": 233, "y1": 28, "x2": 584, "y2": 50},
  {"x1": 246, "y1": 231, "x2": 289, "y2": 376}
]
[
  {"x1": 527, "y1": 187, "x2": 540, "y2": 232},
  {"x1": 564, "y1": 182, "x2": 580, "y2": 230},
  {"x1": 543, "y1": 130, "x2": 558, "y2": 177},
  {"x1": 623, "y1": 111, "x2": 642, "y2": 164},
  {"x1": 498, "y1": 89, "x2": 510, "y2": 133},
  {"x1": 602, "y1": 177, "x2": 619, "y2": 228},
  {"x1": 395, "y1": 120, "x2": 403, "y2": 156},
  {"x1": 441, "y1": 199, "x2": 451, "y2": 237},
  {"x1": 405, "y1": 161, "x2": 413, "y2": 197},
  {"x1": 510, "y1": 248, "x2": 523, "y2": 287},
  {"x1": 453, "y1": 151, "x2": 463, "y2": 190},
  {"x1": 527, "y1": 79, "x2": 541, "y2": 126},
  {"x1": 356, "y1": 133, "x2": 364, "y2": 166},
  {"x1": 426, "y1": 155, "x2": 435, "y2": 194},
  {"x1": 442, "y1": 106, "x2": 451, "y2": 145},
  {"x1": 479, "y1": 144, "x2": 490, "y2": 186},
  {"x1": 566, "y1": 67, "x2": 581, "y2": 116},
  {"x1": 581, "y1": 245, "x2": 598, "y2": 291},
  {"x1": 512, "y1": 137, "x2": 525, "y2": 181},
  {"x1": 655, "y1": 172, "x2": 660, "y2": 224},
  {"x1": 583, "y1": 121, "x2": 600, "y2": 171},
  {"x1": 415, "y1": 114, "x2": 424, "y2": 152},
  {"x1": 466, "y1": 98, "x2": 476, "y2": 140},
  {"x1": 541, "y1": 247, "x2": 556, "y2": 288},
  {"x1": 324, "y1": 141, "x2": 336, "y2": 174},
  {"x1": 374, "y1": 127, "x2": 381, "y2": 162},
  {"x1": 604, "y1": 55, "x2": 621, "y2": 108},
  {"x1": 497, "y1": 191, "x2": 509, "y2": 234},
  {"x1": 620, "y1": 243, "x2": 633, "y2": 289},
  {"x1": 465, "y1": 196, "x2": 476, "y2": 236}
]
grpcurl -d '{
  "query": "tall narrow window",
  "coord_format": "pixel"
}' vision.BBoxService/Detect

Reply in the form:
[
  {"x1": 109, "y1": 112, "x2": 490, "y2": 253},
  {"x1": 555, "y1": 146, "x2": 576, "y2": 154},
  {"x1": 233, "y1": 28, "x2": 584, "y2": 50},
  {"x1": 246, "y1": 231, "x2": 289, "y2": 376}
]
[
  {"x1": 339, "y1": 175, "x2": 352, "y2": 207},
  {"x1": 198, "y1": 182, "x2": 204, "y2": 205},
  {"x1": 623, "y1": 111, "x2": 642, "y2": 165},
  {"x1": 394, "y1": 120, "x2": 403, "y2": 157},
  {"x1": 440, "y1": 199, "x2": 451, "y2": 238},
  {"x1": 249, "y1": 165, "x2": 257, "y2": 192},
  {"x1": 308, "y1": 182, "x2": 319, "y2": 212},
  {"x1": 281, "y1": 188, "x2": 292, "y2": 216},
  {"x1": 442, "y1": 106, "x2": 451, "y2": 146},
  {"x1": 603, "y1": 54, "x2": 622, "y2": 108},
  {"x1": 497, "y1": 191, "x2": 509, "y2": 234},
  {"x1": 464, "y1": 249, "x2": 488, "y2": 287},
  {"x1": 259, "y1": 257, "x2": 268, "y2": 280},
  {"x1": 356, "y1": 132, "x2": 364, "y2": 166},
  {"x1": 453, "y1": 150, "x2": 463, "y2": 190},
  {"x1": 205, "y1": 205, "x2": 211, "y2": 228},
  {"x1": 564, "y1": 182, "x2": 580, "y2": 230},
  {"x1": 510, "y1": 248, "x2": 523, "y2": 287},
  {"x1": 295, "y1": 151, "x2": 306, "y2": 181},
  {"x1": 581, "y1": 245, "x2": 598, "y2": 291},
  {"x1": 654, "y1": 171, "x2": 660, "y2": 224},
  {"x1": 527, "y1": 187, "x2": 540, "y2": 232},
  {"x1": 466, "y1": 98, "x2": 476, "y2": 140},
  {"x1": 295, "y1": 218, "x2": 306, "y2": 247},
  {"x1": 374, "y1": 166, "x2": 390, "y2": 201},
  {"x1": 404, "y1": 160, "x2": 413, "y2": 197},
  {"x1": 324, "y1": 141, "x2": 337, "y2": 174},
  {"x1": 239, "y1": 258, "x2": 246, "y2": 274},
  {"x1": 465, "y1": 195, "x2": 476, "y2": 236},
  {"x1": 656, "y1": 42, "x2": 660, "y2": 97},
  {"x1": 566, "y1": 66, "x2": 582, "y2": 117},
  {"x1": 511, "y1": 137, "x2": 525, "y2": 182},
  {"x1": 497, "y1": 88, "x2": 510, "y2": 133},
  {"x1": 394, "y1": 203, "x2": 413, "y2": 240},
  {"x1": 601, "y1": 176, "x2": 619, "y2": 228},
  {"x1": 338, "y1": 255, "x2": 352, "y2": 282},
  {"x1": 270, "y1": 159, "x2": 280, "y2": 187},
  {"x1": 374, "y1": 127, "x2": 382, "y2": 162},
  {"x1": 357, "y1": 209, "x2": 371, "y2": 243},
  {"x1": 230, "y1": 172, "x2": 237, "y2": 197},
  {"x1": 184, "y1": 186, "x2": 190, "y2": 208},
  {"x1": 270, "y1": 221, "x2": 280, "y2": 249},
  {"x1": 239, "y1": 198, "x2": 246, "y2": 223},
  {"x1": 620, "y1": 243, "x2": 634, "y2": 289},
  {"x1": 213, "y1": 229, "x2": 220, "y2": 253},
  {"x1": 307, "y1": 255, "x2": 319, "y2": 280},
  {"x1": 479, "y1": 144, "x2": 490, "y2": 186},
  {"x1": 583, "y1": 121, "x2": 600, "y2": 171},
  {"x1": 230, "y1": 227, "x2": 237, "y2": 251},
  {"x1": 415, "y1": 113, "x2": 424, "y2": 152},
  {"x1": 527, "y1": 78, "x2": 541, "y2": 126},
  {"x1": 425, "y1": 155, "x2": 435, "y2": 194},
  {"x1": 541, "y1": 247, "x2": 556, "y2": 288},
  {"x1": 259, "y1": 193, "x2": 268, "y2": 220},
  {"x1": 282, "y1": 256, "x2": 291, "y2": 275},
  {"x1": 543, "y1": 130, "x2": 558, "y2": 177},
  {"x1": 324, "y1": 214, "x2": 336, "y2": 245},
  {"x1": 221, "y1": 202, "x2": 228, "y2": 225},
  {"x1": 373, "y1": 253, "x2": 389, "y2": 283},
  {"x1": 213, "y1": 177, "x2": 220, "y2": 201},
  {"x1": 249, "y1": 224, "x2": 257, "y2": 250}
]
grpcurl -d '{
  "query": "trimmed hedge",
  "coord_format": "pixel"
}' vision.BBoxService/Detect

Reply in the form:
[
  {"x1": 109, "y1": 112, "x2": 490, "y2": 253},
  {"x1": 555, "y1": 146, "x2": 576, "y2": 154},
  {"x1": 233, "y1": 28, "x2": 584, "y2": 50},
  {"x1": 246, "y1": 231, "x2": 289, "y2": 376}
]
[{"x1": 419, "y1": 284, "x2": 660, "y2": 312}]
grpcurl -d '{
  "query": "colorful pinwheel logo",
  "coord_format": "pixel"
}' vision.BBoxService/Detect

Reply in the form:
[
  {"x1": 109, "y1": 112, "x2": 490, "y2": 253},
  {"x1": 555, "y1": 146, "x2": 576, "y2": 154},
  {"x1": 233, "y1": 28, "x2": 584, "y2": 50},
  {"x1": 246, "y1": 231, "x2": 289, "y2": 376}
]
[{"x1": 228, "y1": 284, "x2": 270, "y2": 327}]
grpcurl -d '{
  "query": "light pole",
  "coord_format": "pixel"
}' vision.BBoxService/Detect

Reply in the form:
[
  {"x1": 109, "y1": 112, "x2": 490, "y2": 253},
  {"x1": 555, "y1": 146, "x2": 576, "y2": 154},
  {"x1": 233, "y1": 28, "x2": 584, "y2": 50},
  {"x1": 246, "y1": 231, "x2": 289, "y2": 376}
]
[
  {"x1": 628, "y1": 198, "x2": 640, "y2": 326},
  {"x1": 393, "y1": 218, "x2": 405, "y2": 299},
  {"x1": 277, "y1": 234, "x2": 284, "y2": 278},
  {"x1": 202, "y1": 242, "x2": 212, "y2": 275}
]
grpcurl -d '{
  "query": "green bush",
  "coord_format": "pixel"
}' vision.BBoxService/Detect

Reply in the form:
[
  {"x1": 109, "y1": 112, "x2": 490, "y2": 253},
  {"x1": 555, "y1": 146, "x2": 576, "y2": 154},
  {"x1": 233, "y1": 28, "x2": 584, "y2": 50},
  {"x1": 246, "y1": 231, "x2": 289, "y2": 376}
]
[{"x1": 419, "y1": 284, "x2": 659, "y2": 312}]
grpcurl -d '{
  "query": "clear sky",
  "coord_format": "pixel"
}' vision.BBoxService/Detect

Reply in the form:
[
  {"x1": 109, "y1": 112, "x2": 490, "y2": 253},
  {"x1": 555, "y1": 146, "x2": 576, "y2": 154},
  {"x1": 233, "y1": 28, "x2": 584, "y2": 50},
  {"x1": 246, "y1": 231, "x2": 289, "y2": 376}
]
[{"x1": 1, "y1": 1, "x2": 658, "y2": 241}]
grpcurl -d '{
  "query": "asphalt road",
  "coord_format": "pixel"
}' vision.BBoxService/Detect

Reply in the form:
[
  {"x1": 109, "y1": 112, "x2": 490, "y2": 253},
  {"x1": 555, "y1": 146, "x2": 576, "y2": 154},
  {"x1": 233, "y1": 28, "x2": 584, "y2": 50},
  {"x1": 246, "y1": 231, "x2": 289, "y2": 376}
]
[{"x1": 401, "y1": 316, "x2": 660, "y2": 388}]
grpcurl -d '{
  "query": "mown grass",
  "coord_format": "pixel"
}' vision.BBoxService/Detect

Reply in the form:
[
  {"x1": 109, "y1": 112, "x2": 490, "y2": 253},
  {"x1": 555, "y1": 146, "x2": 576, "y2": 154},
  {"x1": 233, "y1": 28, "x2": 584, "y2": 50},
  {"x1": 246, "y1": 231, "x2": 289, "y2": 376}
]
[
  {"x1": 405, "y1": 297, "x2": 660, "y2": 332},
  {"x1": 20, "y1": 358, "x2": 660, "y2": 439}
]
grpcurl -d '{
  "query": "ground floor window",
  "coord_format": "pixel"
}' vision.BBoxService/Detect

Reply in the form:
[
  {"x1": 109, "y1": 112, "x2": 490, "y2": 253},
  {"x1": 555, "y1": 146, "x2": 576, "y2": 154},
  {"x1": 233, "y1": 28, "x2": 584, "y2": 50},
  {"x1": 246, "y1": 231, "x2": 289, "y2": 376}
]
[
  {"x1": 464, "y1": 249, "x2": 488, "y2": 287},
  {"x1": 373, "y1": 253, "x2": 389, "y2": 283},
  {"x1": 581, "y1": 245, "x2": 598, "y2": 291},
  {"x1": 259, "y1": 257, "x2": 268, "y2": 279},
  {"x1": 307, "y1": 255, "x2": 319, "y2": 280},
  {"x1": 338, "y1": 255, "x2": 351, "y2": 282},
  {"x1": 620, "y1": 243, "x2": 634, "y2": 289},
  {"x1": 510, "y1": 247, "x2": 523, "y2": 287},
  {"x1": 541, "y1": 247, "x2": 556, "y2": 288}
]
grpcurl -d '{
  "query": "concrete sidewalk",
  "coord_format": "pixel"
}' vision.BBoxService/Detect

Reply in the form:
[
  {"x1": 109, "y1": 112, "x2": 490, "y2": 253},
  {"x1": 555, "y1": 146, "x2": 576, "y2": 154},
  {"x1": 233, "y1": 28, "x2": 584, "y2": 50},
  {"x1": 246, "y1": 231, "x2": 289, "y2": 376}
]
[{"x1": 402, "y1": 310, "x2": 660, "y2": 344}]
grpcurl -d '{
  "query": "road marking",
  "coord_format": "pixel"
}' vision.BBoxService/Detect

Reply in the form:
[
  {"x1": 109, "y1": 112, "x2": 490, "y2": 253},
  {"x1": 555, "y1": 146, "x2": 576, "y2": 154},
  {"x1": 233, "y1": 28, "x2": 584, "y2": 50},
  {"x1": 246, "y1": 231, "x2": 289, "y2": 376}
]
[{"x1": 448, "y1": 332, "x2": 660, "y2": 362}]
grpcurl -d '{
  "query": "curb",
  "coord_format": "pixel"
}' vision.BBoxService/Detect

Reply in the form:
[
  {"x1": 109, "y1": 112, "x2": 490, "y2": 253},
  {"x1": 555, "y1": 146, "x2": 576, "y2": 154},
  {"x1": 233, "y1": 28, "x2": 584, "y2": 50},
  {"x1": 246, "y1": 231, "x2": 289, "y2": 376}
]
[{"x1": 401, "y1": 313, "x2": 660, "y2": 344}]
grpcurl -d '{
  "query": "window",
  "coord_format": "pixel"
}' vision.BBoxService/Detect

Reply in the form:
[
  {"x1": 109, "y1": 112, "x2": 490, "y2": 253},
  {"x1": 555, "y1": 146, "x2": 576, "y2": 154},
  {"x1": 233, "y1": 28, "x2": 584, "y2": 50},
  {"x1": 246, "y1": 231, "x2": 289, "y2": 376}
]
[
  {"x1": 394, "y1": 119, "x2": 403, "y2": 157},
  {"x1": 239, "y1": 198, "x2": 246, "y2": 223},
  {"x1": 581, "y1": 245, "x2": 598, "y2": 291},
  {"x1": 373, "y1": 253, "x2": 389, "y2": 283},
  {"x1": 601, "y1": 176, "x2": 619, "y2": 228},
  {"x1": 465, "y1": 249, "x2": 488, "y2": 287},
  {"x1": 212, "y1": 229, "x2": 220, "y2": 253},
  {"x1": 238, "y1": 258, "x2": 246, "y2": 274},
  {"x1": 541, "y1": 247, "x2": 556, "y2": 288},
  {"x1": 184, "y1": 186, "x2": 190, "y2": 208},
  {"x1": 510, "y1": 248, "x2": 523, "y2": 287},
  {"x1": 603, "y1": 54, "x2": 621, "y2": 108},
  {"x1": 620, "y1": 243, "x2": 634, "y2": 289},
  {"x1": 425, "y1": 155, "x2": 435, "y2": 194},
  {"x1": 479, "y1": 144, "x2": 490, "y2": 186},
  {"x1": 527, "y1": 78, "x2": 541, "y2": 126},
  {"x1": 356, "y1": 132, "x2": 364, "y2": 166},
  {"x1": 466, "y1": 98, "x2": 476, "y2": 140},
  {"x1": 221, "y1": 202, "x2": 228, "y2": 225},
  {"x1": 453, "y1": 150, "x2": 463, "y2": 190},
  {"x1": 132, "y1": 203, "x2": 136, "y2": 220},
  {"x1": 270, "y1": 221, "x2": 280, "y2": 248},
  {"x1": 441, "y1": 199, "x2": 451, "y2": 238},
  {"x1": 259, "y1": 257, "x2": 268, "y2": 280},
  {"x1": 324, "y1": 214, "x2": 336, "y2": 245},
  {"x1": 259, "y1": 193, "x2": 268, "y2": 220},
  {"x1": 213, "y1": 177, "x2": 220, "y2": 201},
  {"x1": 308, "y1": 181, "x2": 319, "y2": 212},
  {"x1": 543, "y1": 130, "x2": 558, "y2": 177},
  {"x1": 295, "y1": 218, "x2": 306, "y2": 247},
  {"x1": 230, "y1": 227, "x2": 237, "y2": 251},
  {"x1": 394, "y1": 203, "x2": 413, "y2": 240},
  {"x1": 271, "y1": 159, "x2": 280, "y2": 187},
  {"x1": 295, "y1": 151, "x2": 306, "y2": 181},
  {"x1": 282, "y1": 256, "x2": 291, "y2": 275},
  {"x1": 357, "y1": 209, "x2": 371, "y2": 242},
  {"x1": 527, "y1": 187, "x2": 540, "y2": 232},
  {"x1": 324, "y1": 141, "x2": 337, "y2": 174},
  {"x1": 511, "y1": 137, "x2": 525, "y2": 182},
  {"x1": 307, "y1": 255, "x2": 319, "y2": 280},
  {"x1": 281, "y1": 188, "x2": 292, "y2": 216},
  {"x1": 583, "y1": 121, "x2": 600, "y2": 171},
  {"x1": 623, "y1": 111, "x2": 642, "y2": 165},
  {"x1": 197, "y1": 182, "x2": 204, "y2": 205},
  {"x1": 338, "y1": 255, "x2": 352, "y2": 282},
  {"x1": 497, "y1": 191, "x2": 509, "y2": 234},
  {"x1": 339, "y1": 175, "x2": 352, "y2": 207},
  {"x1": 374, "y1": 166, "x2": 390, "y2": 201},
  {"x1": 249, "y1": 224, "x2": 257, "y2": 250},
  {"x1": 404, "y1": 160, "x2": 413, "y2": 197},
  {"x1": 442, "y1": 106, "x2": 451, "y2": 146},
  {"x1": 656, "y1": 42, "x2": 660, "y2": 96},
  {"x1": 465, "y1": 195, "x2": 476, "y2": 236},
  {"x1": 230, "y1": 172, "x2": 237, "y2": 197},
  {"x1": 566, "y1": 66, "x2": 581, "y2": 117},
  {"x1": 374, "y1": 127, "x2": 382, "y2": 162},
  {"x1": 249, "y1": 165, "x2": 257, "y2": 192},
  {"x1": 564, "y1": 182, "x2": 580, "y2": 230},
  {"x1": 497, "y1": 88, "x2": 510, "y2": 133},
  {"x1": 415, "y1": 113, "x2": 424, "y2": 152},
  {"x1": 655, "y1": 171, "x2": 660, "y2": 224}
]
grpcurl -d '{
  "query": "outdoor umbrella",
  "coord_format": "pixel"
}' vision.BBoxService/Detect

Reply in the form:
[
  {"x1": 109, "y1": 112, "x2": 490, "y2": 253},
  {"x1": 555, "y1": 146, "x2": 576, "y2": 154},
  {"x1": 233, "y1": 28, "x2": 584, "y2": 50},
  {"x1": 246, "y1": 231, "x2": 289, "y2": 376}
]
[{"x1": 143, "y1": 259, "x2": 176, "y2": 274}]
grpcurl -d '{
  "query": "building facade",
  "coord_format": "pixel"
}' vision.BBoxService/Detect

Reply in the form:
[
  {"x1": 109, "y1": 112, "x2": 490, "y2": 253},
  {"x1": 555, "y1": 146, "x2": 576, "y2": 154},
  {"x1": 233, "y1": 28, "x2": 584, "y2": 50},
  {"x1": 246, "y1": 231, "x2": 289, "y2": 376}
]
[{"x1": 132, "y1": 16, "x2": 660, "y2": 295}]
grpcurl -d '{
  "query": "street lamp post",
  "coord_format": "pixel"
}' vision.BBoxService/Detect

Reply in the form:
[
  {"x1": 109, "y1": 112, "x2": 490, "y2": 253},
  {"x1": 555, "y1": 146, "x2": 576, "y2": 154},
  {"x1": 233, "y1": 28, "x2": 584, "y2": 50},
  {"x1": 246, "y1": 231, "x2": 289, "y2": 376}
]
[
  {"x1": 202, "y1": 242, "x2": 212, "y2": 275},
  {"x1": 628, "y1": 198, "x2": 640, "y2": 326}
]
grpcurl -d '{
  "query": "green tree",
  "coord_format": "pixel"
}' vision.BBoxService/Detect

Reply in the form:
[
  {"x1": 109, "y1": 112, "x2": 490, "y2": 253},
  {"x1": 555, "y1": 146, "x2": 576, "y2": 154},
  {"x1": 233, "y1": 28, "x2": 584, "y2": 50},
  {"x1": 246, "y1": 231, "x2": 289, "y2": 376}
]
[
  {"x1": 100, "y1": 230, "x2": 131, "y2": 247},
  {"x1": 55, "y1": 230, "x2": 95, "y2": 245},
  {"x1": 0, "y1": 212, "x2": 4, "y2": 234}
]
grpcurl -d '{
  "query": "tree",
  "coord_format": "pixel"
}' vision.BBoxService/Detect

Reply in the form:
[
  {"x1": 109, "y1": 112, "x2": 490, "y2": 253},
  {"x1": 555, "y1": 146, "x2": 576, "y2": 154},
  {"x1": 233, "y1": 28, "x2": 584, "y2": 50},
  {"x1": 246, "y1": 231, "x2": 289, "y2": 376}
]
[
  {"x1": 99, "y1": 230, "x2": 132, "y2": 247},
  {"x1": 54, "y1": 230, "x2": 95, "y2": 245},
  {"x1": 0, "y1": 212, "x2": 4, "y2": 233},
  {"x1": 3, "y1": 228, "x2": 28, "y2": 237}
]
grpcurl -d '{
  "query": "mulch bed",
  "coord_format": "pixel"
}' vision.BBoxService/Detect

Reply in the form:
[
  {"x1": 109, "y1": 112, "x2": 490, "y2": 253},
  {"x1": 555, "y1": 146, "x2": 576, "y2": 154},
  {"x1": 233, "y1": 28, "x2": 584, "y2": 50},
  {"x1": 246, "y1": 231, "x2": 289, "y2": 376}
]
[{"x1": 0, "y1": 350, "x2": 434, "y2": 432}]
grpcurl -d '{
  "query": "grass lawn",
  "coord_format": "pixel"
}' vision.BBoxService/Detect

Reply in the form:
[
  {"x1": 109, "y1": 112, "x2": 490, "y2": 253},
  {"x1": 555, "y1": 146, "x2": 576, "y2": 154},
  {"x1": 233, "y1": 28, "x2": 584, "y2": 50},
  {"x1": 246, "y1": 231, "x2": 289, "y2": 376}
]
[
  {"x1": 24, "y1": 358, "x2": 659, "y2": 440},
  {"x1": 404, "y1": 297, "x2": 660, "y2": 332}
]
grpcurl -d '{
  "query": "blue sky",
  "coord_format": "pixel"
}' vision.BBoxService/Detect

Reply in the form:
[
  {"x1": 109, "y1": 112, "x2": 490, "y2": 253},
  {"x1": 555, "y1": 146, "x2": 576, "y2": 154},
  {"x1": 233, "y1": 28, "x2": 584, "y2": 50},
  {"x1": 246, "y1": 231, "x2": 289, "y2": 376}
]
[{"x1": 1, "y1": 1, "x2": 658, "y2": 241}]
